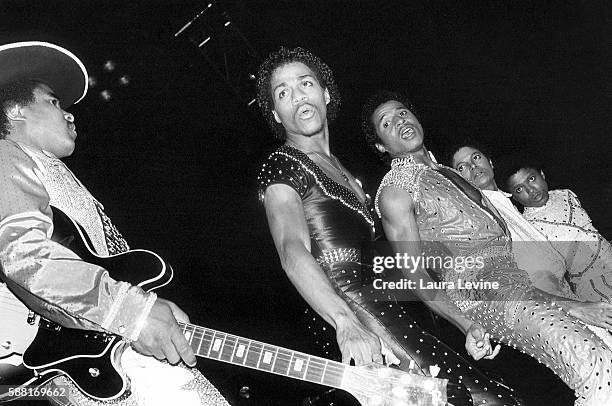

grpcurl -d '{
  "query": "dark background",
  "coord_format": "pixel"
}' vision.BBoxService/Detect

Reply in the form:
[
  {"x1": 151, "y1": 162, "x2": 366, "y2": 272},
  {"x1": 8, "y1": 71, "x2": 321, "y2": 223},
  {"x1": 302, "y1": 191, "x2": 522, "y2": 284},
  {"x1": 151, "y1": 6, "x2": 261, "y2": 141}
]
[{"x1": 2, "y1": 1, "x2": 610, "y2": 404}]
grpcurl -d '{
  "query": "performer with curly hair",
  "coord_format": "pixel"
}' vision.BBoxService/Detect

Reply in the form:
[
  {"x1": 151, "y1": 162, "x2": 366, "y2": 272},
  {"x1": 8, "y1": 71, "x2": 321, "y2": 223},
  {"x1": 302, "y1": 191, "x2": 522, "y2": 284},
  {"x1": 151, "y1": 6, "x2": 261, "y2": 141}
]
[
  {"x1": 257, "y1": 46, "x2": 524, "y2": 405},
  {"x1": 364, "y1": 90, "x2": 612, "y2": 405}
]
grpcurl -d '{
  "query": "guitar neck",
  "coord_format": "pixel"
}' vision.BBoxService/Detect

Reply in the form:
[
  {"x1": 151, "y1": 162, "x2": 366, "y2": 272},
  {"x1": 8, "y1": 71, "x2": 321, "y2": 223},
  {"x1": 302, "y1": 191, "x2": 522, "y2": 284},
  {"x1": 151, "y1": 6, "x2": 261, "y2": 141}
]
[{"x1": 179, "y1": 322, "x2": 346, "y2": 388}]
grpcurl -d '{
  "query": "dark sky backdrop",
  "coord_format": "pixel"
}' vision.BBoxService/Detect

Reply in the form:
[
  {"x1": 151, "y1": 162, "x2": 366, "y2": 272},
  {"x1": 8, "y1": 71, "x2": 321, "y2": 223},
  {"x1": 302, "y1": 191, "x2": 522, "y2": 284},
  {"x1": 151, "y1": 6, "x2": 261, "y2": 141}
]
[{"x1": 1, "y1": 1, "x2": 610, "y2": 404}]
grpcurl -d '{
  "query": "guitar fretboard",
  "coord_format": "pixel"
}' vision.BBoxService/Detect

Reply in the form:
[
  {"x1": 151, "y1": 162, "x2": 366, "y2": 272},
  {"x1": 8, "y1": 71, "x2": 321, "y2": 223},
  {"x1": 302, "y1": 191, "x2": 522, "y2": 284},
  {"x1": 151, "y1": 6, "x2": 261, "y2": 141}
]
[{"x1": 179, "y1": 322, "x2": 346, "y2": 388}]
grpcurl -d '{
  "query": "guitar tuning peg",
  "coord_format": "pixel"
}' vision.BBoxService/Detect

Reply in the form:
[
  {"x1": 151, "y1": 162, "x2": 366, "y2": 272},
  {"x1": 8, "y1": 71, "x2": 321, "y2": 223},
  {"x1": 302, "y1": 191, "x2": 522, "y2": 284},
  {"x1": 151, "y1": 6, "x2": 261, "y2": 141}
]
[{"x1": 408, "y1": 359, "x2": 415, "y2": 371}]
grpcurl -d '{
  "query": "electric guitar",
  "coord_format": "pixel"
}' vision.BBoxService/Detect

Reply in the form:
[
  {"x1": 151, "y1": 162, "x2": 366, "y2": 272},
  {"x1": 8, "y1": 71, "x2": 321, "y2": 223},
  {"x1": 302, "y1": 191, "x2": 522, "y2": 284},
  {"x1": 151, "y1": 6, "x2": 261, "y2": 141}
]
[{"x1": 0, "y1": 207, "x2": 448, "y2": 405}]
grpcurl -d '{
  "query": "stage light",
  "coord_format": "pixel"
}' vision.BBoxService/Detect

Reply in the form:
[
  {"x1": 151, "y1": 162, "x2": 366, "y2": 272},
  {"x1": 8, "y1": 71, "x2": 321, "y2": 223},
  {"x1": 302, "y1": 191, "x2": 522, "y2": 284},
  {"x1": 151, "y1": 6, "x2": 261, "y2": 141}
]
[
  {"x1": 198, "y1": 37, "x2": 211, "y2": 47},
  {"x1": 88, "y1": 76, "x2": 98, "y2": 88},
  {"x1": 100, "y1": 90, "x2": 112, "y2": 101},
  {"x1": 118, "y1": 75, "x2": 130, "y2": 86},
  {"x1": 174, "y1": 2, "x2": 214, "y2": 37},
  {"x1": 175, "y1": 4, "x2": 260, "y2": 110},
  {"x1": 103, "y1": 60, "x2": 116, "y2": 72}
]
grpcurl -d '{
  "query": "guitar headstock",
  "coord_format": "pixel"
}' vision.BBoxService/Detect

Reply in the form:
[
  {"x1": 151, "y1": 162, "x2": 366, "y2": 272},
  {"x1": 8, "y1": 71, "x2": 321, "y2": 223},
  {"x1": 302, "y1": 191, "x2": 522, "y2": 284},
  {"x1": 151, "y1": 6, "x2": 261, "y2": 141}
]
[{"x1": 341, "y1": 363, "x2": 447, "y2": 406}]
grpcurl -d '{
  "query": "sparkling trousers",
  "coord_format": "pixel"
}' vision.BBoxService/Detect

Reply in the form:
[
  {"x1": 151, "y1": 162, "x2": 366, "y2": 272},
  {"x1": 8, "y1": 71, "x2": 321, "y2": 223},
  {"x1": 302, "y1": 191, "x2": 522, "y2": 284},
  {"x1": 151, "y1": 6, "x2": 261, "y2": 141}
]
[
  {"x1": 316, "y1": 261, "x2": 524, "y2": 406},
  {"x1": 458, "y1": 263, "x2": 612, "y2": 406}
]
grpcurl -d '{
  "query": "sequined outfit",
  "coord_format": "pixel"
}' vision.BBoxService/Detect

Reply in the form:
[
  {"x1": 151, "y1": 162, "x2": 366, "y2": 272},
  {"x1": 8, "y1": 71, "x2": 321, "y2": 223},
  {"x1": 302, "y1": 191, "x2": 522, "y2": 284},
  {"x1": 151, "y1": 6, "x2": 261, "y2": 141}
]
[
  {"x1": 481, "y1": 189, "x2": 573, "y2": 298},
  {"x1": 376, "y1": 157, "x2": 612, "y2": 405},
  {"x1": 258, "y1": 146, "x2": 523, "y2": 406},
  {"x1": 524, "y1": 189, "x2": 612, "y2": 302},
  {"x1": 0, "y1": 139, "x2": 228, "y2": 406}
]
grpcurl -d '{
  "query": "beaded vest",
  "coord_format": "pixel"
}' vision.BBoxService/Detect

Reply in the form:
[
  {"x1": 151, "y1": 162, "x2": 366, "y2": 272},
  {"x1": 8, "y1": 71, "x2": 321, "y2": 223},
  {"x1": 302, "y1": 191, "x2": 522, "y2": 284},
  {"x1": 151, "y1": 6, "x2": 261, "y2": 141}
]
[{"x1": 19, "y1": 144, "x2": 129, "y2": 256}]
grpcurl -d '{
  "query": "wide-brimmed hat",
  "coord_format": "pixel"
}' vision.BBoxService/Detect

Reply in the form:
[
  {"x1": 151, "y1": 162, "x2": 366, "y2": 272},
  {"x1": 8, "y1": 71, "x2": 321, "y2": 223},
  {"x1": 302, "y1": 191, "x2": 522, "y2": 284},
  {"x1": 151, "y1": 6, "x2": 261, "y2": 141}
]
[{"x1": 0, "y1": 41, "x2": 88, "y2": 107}]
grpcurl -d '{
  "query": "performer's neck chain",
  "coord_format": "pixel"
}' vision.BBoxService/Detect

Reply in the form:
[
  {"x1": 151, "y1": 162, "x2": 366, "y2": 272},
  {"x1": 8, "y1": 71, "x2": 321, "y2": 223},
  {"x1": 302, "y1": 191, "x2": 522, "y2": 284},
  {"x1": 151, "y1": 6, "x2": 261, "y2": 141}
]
[{"x1": 307, "y1": 150, "x2": 350, "y2": 183}]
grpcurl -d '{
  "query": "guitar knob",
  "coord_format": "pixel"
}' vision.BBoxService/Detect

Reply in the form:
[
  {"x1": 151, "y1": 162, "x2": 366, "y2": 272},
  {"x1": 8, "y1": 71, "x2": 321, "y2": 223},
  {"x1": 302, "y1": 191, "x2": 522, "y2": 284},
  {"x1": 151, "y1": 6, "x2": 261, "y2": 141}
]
[
  {"x1": 238, "y1": 386, "x2": 250, "y2": 399},
  {"x1": 89, "y1": 368, "x2": 100, "y2": 377},
  {"x1": 1, "y1": 340, "x2": 11, "y2": 350}
]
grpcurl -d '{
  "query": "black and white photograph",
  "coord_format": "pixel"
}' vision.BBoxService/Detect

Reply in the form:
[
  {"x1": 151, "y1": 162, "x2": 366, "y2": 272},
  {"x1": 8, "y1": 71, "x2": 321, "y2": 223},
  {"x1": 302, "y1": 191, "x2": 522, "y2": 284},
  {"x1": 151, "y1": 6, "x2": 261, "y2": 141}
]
[{"x1": 1, "y1": 1, "x2": 610, "y2": 405}]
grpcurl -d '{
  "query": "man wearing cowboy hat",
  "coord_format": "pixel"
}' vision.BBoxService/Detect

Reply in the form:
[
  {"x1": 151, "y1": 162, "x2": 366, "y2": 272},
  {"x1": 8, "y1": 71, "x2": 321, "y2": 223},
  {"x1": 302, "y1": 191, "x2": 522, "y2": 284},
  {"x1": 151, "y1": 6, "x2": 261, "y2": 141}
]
[{"x1": 0, "y1": 41, "x2": 229, "y2": 406}]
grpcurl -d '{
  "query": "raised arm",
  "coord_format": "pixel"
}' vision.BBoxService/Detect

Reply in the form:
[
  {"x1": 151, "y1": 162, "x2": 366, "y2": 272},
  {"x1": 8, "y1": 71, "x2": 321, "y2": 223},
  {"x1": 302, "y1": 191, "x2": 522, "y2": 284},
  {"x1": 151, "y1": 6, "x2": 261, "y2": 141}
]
[
  {"x1": 264, "y1": 183, "x2": 384, "y2": 365},
  {"x1": 378, "y1": 185, "x2": 499, "y2": 360}
]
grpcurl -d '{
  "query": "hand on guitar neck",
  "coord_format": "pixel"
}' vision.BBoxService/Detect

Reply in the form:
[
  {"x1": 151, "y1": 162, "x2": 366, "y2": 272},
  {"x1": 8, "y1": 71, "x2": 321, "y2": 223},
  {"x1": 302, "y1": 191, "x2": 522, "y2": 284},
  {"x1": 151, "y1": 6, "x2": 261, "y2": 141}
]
[
  {"x1": 131, "y1": 298, "x2": 197, "y2": 367},
  {"x1": 335, "y1": 315, "x2": 400, "y2": 366}
]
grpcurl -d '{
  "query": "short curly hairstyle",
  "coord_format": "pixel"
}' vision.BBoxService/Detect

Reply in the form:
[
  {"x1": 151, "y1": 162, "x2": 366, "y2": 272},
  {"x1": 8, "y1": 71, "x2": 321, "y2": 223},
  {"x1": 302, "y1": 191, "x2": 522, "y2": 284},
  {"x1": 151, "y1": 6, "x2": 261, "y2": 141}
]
[
  {"x1": 0, "y1": 79, "x2": 38, "y2": 139},
  {"x1": 495, "y1": 150, "x2": 545, "y2": 192},
  {"x1": 361, "y1": 90, "x2": 418, "y2": 162},
  {"x1": 256, "y1": 46, "x2": 341, "y2": 140}
]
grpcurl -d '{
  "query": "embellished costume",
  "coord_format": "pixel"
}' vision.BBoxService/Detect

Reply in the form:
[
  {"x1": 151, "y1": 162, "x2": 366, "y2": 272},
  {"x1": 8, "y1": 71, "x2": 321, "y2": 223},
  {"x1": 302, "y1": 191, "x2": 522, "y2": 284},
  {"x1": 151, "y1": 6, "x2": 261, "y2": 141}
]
[
  {"x1": 481, "y1": 190, "x2": 572, "y2": 297},
  {"x1": 258, "y1": 145, "x2": 523, "y2": 406},
  {"x1": 376, "y1": 157, "x2": 612, "y2": 405},
  {"x1": 523, "y1": 189, "x2": 612, "y2": 302},
  {"x1": 0, "y1": 139, "x2": 228, "y2": 406}
]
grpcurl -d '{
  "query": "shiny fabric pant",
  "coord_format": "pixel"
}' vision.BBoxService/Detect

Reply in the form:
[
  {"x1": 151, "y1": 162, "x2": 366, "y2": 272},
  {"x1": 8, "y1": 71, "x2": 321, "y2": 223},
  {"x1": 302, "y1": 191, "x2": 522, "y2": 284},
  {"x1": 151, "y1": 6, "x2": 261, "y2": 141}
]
[
  {"x1": 320, "y1": 261, "x2": 524, "y2": 406},
  {"x1": 465, "y1": 273, "x2": 612, "y2": 406}
]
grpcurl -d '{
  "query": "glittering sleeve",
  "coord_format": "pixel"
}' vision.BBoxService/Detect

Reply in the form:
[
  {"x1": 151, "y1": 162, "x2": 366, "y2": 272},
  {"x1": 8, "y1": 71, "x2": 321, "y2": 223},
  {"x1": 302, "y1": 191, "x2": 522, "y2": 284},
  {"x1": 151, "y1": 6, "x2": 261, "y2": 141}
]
[
  {"x1": 0, "y1": 141, "x2": 153, "y2": 341},
  {"x1": 374, "y1": 167, "x2": 422, "y2": 218},
  {"x1": 257, "y1": 150, "x2": 311, "y2": 202},
  {"x1": 565, "y1": 189, "x2": 596, "y2": 230}
]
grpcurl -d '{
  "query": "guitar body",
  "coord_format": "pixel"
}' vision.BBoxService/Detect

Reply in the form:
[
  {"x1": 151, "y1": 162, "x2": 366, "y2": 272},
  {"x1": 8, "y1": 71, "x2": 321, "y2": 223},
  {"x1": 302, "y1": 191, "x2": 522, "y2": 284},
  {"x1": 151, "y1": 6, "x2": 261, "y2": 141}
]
[
  {"x1": 0, "y1": 284, "x2": 38, "y2": 360},
  {"x1": 1, "y1": 206, "x2": 173, "y2": 402},
  {"x1": 2, "y1": 207, "x2": 448, "y2": 405},
  {"x1": 23, "y1": 326, "x2": 127, "y2": 400},
  {"x1": 49, "y1": 206, "x2": 174, "y2": 291}
]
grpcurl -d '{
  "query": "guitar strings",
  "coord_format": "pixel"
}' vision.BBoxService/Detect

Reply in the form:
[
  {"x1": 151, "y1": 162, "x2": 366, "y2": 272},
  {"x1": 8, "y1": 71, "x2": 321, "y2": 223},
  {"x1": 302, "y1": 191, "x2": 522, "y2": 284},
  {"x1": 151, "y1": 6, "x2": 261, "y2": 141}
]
[
  {"x1": 179, "y1": 323, "x2": 442, "y2": 392},
  {"x1": 181, "y1": 324, "x2": 442, "y2": 401},
  {"x1": 179, "y1": 322, "x2": 346, "y2": 380}
]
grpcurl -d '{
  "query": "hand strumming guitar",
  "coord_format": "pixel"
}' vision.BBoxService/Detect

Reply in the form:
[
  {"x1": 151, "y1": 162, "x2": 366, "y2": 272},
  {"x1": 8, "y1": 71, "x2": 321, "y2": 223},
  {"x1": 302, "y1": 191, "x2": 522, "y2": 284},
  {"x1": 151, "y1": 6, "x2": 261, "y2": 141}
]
[{"x1": 132, "y1": 298, "x2": 197, "y2": 367}]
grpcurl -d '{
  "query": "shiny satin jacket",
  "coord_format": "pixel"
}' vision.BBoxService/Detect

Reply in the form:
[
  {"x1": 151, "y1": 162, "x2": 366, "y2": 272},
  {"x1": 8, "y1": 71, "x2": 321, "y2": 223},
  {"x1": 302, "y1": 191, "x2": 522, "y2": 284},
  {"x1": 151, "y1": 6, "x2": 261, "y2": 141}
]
[{"x1": 0, "y1": 139, "x2": 154, "y2": 341}]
